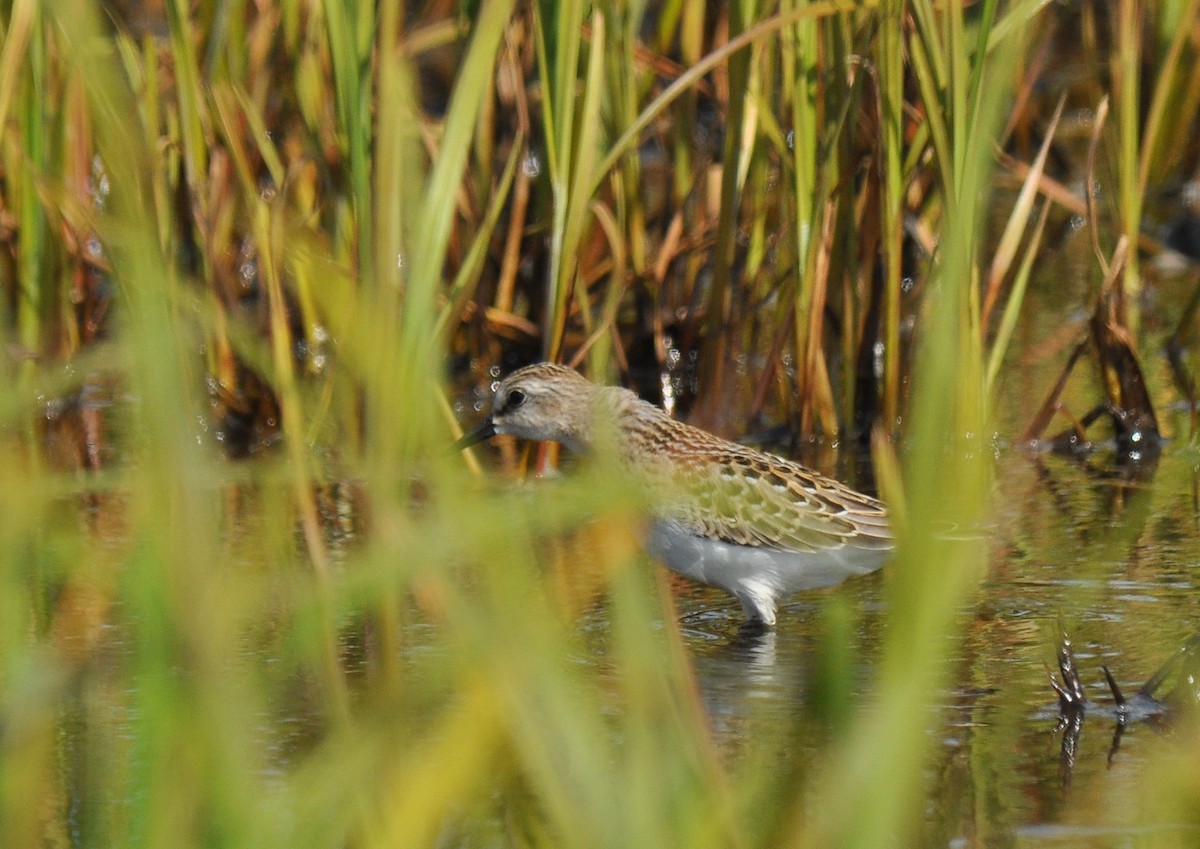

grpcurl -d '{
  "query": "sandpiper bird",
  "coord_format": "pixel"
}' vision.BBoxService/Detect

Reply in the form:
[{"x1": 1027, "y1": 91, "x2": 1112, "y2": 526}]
[{"x1": 455, "y1": 363, "x2": 892, "y2": 627}]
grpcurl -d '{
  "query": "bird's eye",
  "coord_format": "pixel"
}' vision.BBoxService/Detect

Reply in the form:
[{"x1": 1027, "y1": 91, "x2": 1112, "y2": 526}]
[{"x1": 506, "y1": 389, "x2": 526, "y2": 410}]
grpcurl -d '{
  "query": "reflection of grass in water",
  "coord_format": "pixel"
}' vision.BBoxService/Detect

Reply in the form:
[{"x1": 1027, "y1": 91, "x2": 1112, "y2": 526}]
[{"x1": 1, "y1": 0, "x2": 1199, "y2": 846}]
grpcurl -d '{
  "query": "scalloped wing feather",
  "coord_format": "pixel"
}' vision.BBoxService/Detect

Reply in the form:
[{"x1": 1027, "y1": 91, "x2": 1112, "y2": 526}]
[{"x1": 664, "y1": 441, "x2": 892, "y2": 553}]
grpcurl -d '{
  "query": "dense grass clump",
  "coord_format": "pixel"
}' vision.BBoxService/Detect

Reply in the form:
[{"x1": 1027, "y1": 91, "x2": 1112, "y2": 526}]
[{"x1": 0, "y1": 1, "x2": 1199, "y2": 847}]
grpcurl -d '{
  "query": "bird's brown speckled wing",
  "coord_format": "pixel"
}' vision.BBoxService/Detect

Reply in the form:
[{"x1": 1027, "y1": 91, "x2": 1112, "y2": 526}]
[{"x1": 664, "y1": 442, "x2": 892, "y2": 553}]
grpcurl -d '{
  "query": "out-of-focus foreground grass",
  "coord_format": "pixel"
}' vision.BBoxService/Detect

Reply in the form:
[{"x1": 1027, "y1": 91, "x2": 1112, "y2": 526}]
[{"x1": 1, "y1": 1, "x2": 1199, "y2": 848}]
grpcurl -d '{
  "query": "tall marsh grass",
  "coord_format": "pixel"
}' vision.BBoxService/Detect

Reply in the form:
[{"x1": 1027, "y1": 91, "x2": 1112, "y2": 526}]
[{"x1": 1, "y1": 1, "x2": 1199, "y2": 848}]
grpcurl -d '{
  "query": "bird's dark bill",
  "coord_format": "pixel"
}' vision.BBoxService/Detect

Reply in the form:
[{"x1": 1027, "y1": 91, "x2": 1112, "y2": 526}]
[{"x1": 454, "y1": 417, "x2": 496, "y2": 450}]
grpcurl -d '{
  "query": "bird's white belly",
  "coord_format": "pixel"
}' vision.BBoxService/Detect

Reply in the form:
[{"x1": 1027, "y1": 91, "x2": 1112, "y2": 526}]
[{"x1": 644, "y1": 518, "x2": 888, "y2": 625}]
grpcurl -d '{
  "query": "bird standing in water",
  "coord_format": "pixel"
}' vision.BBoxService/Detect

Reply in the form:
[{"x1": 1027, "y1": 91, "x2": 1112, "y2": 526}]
[{"x1": 456, "y1": 363, "x2": 892, "y2": 627}]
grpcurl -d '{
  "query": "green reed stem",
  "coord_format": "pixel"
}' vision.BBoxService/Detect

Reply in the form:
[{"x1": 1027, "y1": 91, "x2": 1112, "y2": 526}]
[
  {"x1": 879, "y1": 0, "x2": 905, "y2": 429},
  {"x1": 1115, "y1": 0, "x2": 1142, "y2": 300},
  {"x1": 1137, "y1": 0, "x2": 1200, "y2": 197},
  {"x1": 535, "y1": 0, "x2": 586, "y2": 359},
  {"x1": 324, "y1": 0, "x2": 375, "y2": 282},
  {"x1": 985, "y1": 200, "x2": 1049, "y2": 394},
  {"x1": 14, "y1": 5, "x2": 47, "y2": 366},
  {"x1": 166, "y1": 0, "x2": 210, "y2": 210}
]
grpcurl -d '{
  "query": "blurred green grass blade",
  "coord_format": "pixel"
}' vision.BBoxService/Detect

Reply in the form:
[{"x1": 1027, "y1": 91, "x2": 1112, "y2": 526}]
[
  {"x1": 434, "y1": 129, "x2": 524, "y2": 341},
  {"x1": 232, "y1": 85, "x2": 287, "y2": 186},
  {"x1": 787, "y1": 2, "x2": 826, "y2": 429},
  {"x1": 531, "y1": 3, "x2": 562, "y2": 184},
  {"x1": 166, "y1": 0, "x2": 210, "y2": 197},
  {"x1": 609, "y1": 1, "x2": 650, "y2": 276},
  {"x1": 398, "y1": 0, "x2": 514, "y2": 455},
  {"x1": 965, "y1": 0, "x2": 1000, "y2": 116},
  {"x1": 48, "y1": 4, "x2": 281, "y2": 846},
  {"x1": 13, "y1": 4, "x2": 48, "y2": 364},
  {"x1": 909, "y1": 0, "x2": 948, "y2": 91},
  {"x1": 324, "y1": 0, "x2": 375, "y2": 279},
  {"x1": 880, "y1": 0, "x2": 905, "y2": 426},
  {"x1": 211, "y1": 84, "x2": 262, "y2": 195},
  {"x1": 408, "y1": 0, "x2": 515, "y2": 325},
  {"x1": 361, "y1": 0, "x2": 413, "y2": 485},
  {"x1": 366, "y1": 679, "x2": 504, "y2": 849},
  {"x1": 786, "y1": 2, "x2": 818, "y2": 260},
  {"x1": 987, "y1": 0, "x2": 1056, "y2": 49},
  {"x1": 0, "y1": 0, "x2": 35, "y2": 145},
  {"x1": 1115, "y1": 0, "x2": 1142, "y2": 298},
  {"x1": 981, "y1": 94, "x2": 1064, "y2": 331},
  {"x1": 945, "y1": 1, "x2": 968, "y2": 182},
  {"x1": 908, "y1": 5, "x2": 955, "y2": 202},
  {"x1": 549, "y1": 0, "x2": 587, "y2": 181},
  {"x1": 1137, "y1": 0, "x2": 1200, "y2": 192},
  {"x1": 611, "y1": 562, "x2": 745, "y2": 849},
  {"x1": 535, "y1": 0, "x2": 588, "y2": 358},
  {"x1": 548, "y1": 9, "x2": 605, "y2": 362},
  {"x1": 985, "y1": 199, "x2": 1050, "y2": 394},
  {"x1": 700, "y1": 0, "x2": 753, "y2": 403}
]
